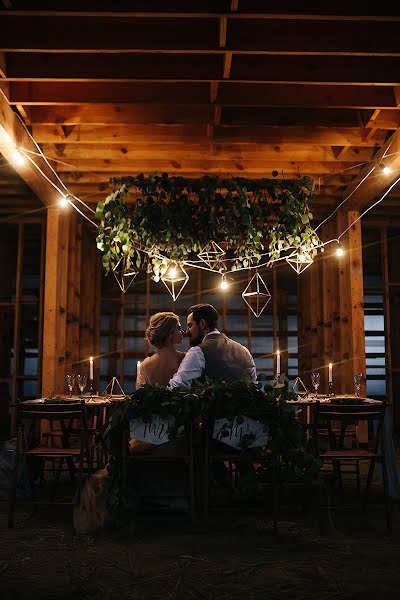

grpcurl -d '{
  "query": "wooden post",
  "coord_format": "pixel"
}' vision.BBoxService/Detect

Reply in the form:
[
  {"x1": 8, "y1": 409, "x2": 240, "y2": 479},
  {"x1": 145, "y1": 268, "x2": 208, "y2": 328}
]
[
  {"x1": 42, "y1": 206, "x2": 62, "y2": 397},
  {"x1": 348, "y1": 211, "x2": 366, "y2": 379}
]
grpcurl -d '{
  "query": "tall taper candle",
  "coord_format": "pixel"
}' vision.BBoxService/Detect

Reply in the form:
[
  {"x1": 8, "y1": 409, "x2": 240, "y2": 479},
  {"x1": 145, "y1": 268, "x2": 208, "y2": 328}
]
[
  {"x1": 276, "y1": 350, "x2": 281, "y2": 377},
  {"x1": 328, "y1": 362, "x2": 332, "y2": 383},
  {"x1": 89, "y1": 356, "x2": 94, "y2": 380}
]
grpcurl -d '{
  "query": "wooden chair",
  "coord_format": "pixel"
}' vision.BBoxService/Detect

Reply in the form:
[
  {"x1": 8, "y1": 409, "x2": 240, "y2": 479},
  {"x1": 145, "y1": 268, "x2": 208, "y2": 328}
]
[
  {"x1": 313, "y1": 400, "x2": 392, "y2": 531},
  {"x1": 8, "y1": 400, "x2": 90, "y2": 528},
  {"x1": 121, "y1": 421, "x2": 195, "y2": 519}
]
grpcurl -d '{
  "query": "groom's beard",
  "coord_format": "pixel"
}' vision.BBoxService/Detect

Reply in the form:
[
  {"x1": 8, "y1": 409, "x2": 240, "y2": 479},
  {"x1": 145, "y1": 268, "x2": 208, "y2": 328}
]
[{"x1": 189, "y1": 331, "x2": 204, "y2": 347}]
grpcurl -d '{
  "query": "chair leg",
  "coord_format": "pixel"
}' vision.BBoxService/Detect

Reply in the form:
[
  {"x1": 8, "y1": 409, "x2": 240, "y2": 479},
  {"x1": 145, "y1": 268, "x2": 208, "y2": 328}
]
[
  {"x1": 8, "y1": 452, "x2": 20, "y2": 528},
  {"x1": 363, "y1": 458, "x2": 376, "y2": 512},
  {"x1": 380, "y1": 458, "x2": 392, "y2": 533}
]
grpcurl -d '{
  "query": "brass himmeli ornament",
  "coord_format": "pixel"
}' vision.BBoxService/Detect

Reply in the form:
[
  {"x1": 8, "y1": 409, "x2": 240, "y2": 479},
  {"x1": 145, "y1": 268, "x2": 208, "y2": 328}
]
[
  {"x1": 198, "y1": 241, "x2": 225, "y2": 270},
  {"x1": 161, "y1": 262, "x2": 189, "y2": 301},
  {"x1": 286, "y1": 251, "x2": 314, "y2": 274},
  {"x1": 112, "y1": 256, "x2": 138, "y2": 293},
  {"x1": 242, "y1": 271, "x2": 272, "y2": 317}
]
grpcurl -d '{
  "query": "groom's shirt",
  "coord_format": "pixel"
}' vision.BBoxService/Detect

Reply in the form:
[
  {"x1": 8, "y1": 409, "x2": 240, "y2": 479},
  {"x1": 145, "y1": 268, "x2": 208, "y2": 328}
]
[{"x1": 168, "y1": 330, "x2": 257, "y2": 388}]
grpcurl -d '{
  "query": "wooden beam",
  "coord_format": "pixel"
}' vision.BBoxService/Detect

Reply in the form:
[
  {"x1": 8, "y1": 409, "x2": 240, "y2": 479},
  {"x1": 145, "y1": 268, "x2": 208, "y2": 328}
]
[
  {"x1": 219, "y1": 17, "x2": 227, "y2": 48},
  {"x1": 0, "y1": 52, "x2": 6, "y2": 78},
  {"x1": 39, "y1": 142, "x2": 376, "y2": 162},
  {"x1": 1, "y1": 14, "x2": 400, "y2": 54},
  {"x1": 30, "y1": 123, "x2": 388, "y2": 146},
  {"x1": 0, "y1": 88, "x2": 64, "y2": 207},
  {"x1": 344, "y1": 127, "x2": 400, "y2": 211},
  {"x1": 223, "y1": 53, "x2": 232, "y2": 79}
]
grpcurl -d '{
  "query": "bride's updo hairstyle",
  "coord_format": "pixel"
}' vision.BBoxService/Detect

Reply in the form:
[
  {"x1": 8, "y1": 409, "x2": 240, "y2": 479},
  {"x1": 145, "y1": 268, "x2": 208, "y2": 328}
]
[{"x1": 145, "y1": 312, "x2": 180, "y2": 349}]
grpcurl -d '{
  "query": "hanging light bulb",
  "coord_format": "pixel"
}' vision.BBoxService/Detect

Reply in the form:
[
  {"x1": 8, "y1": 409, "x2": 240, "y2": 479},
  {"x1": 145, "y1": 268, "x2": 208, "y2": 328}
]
[
  {"x1": 168, "y1": 265, "x2": 177, "y2": 279},
  {"x1": 379, "y1": 162, "x2": 392, "y2": 175},
  {"x1": 298, "y1": 252, "x2": 306, "y2": 263},
  {"x1": 220, "y1": 274, "x2": 228, "y2": 290},
  {"x1": 336, "y1": 242, "x2": 344, "y2": 257},
  {"x1": 60, "y1": 195, "x2": 69, "y2": 208}
]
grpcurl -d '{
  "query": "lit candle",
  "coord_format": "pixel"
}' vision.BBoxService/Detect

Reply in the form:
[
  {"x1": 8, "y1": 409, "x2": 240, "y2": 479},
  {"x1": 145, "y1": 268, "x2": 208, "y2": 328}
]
[
  {"x1": 276, "y1": 350, "x2": 281, "y2": 377},
  {"x1": 89, "y1": 356, "x2": 94, "y2": 380},
  {"x1": 137, "y1": 360, "x2": 141, "y2": 378},
  {"x1": 328, "y1": 362, "x2": 333, "y2": 383}
]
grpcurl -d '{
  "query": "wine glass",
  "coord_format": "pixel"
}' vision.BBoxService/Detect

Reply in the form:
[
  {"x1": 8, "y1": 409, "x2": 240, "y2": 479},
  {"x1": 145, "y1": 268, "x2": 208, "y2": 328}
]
[
  {"x1": 353, "y1": 372, "x2": 364, "y2": 397},
  {"x1": 66, "y1": 374, "x2": 75, "y2": 398},
  {"x1": 311, "y1": 372, "x2": 320, "y2": 397},
  {"x1": 77, "y1": 374, "x2": 87, "y2": 398}
]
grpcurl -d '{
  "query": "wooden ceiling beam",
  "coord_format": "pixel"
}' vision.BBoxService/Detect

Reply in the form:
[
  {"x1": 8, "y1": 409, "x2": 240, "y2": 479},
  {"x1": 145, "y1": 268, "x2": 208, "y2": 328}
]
[
  {"x1": 1, "y1": 14, "x2": 400, "y2": 54},
  {"x1": 26, "y1": 105, "x2": 399, "y2": 129},
  {"x1": 4, "y1": 81, "x2": 397, "y2": 108},
  {"x1": 52, "y1": 158, "x2": 364, "y2": 175},
  {"x1": 30, "y1": 123, "x2": 387, "y2": 146},
  {"x1": 39, "y1": 142, "x2": 376, "y2": 163},
  {"x1": 0, "y1": 89, "x2": 64, "y2": 207},
  {"x1": 6, "y1": 54, "x2": 400, "y2": 84},
  {"x1": 344, "y1": 127, "x2": 400, "y2": 211}
]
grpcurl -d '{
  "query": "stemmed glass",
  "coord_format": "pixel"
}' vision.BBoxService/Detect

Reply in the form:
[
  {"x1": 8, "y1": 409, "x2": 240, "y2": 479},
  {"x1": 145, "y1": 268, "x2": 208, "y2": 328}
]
[
  {"x1": 76, "y1": 374, "x2": 87, "y2": 398},
  {"x1": 353, "y1": 372, "x2": 364, "y2": 397},
  {"x1": 311, "y1": 372, "x2": 320, "y2": 397},
  {"x1": 66, "y1": 374, "x2": 75, "y2": 398}
]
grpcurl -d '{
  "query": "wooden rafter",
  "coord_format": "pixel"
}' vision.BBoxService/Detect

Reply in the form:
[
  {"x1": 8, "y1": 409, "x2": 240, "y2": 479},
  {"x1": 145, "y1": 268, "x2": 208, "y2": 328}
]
[{"x1": 0, "y1": 88, "x2": 61, "y2": 207}]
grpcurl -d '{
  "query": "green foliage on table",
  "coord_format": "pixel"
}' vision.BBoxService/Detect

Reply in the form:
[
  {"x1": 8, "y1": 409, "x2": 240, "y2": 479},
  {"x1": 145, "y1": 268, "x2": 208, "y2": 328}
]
[
  {"x1": 97, "y1": 377, "x2": 321, "y2": 527},
  {"x1": 95, "y1": 173, "x2": 320, "y2": 279}
]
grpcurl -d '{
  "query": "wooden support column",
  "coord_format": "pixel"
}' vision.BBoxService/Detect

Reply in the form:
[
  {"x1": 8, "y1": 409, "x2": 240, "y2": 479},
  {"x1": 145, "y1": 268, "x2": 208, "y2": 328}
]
[
  {"x1": 42, "y1": 206, "x2": 62, "y2": 397},
  {"x1": 337, "y1": 208, "x2": 353, "y2": 393},
  {"x1": 348, "y1": 211, "x2": 366, "y2": 380}
]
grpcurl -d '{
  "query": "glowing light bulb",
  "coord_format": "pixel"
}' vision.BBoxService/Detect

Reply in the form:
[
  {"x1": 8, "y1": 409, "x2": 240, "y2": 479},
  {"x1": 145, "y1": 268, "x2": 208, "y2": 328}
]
[
  {"x1": 382, "y1": 165, "x2": 392, "y2": 175},
  {"x1": 220, "y1": 276, "x2": 228, "y2": 290},
  {"x1": 168, "y1": 266, "x2": 177, "y2": 278},
  {"x1": 299, "y1": 253, "x2": 306, "y2": 263},
  {"x1": 60, "y1": 196, "x2": 69, "y2": 207},
  {"x1": 12, "y1": 149, "x2": 25, "y2": 165},
  {"x1": 336, "y1": 245, "x2": 343, "y2": 257}
]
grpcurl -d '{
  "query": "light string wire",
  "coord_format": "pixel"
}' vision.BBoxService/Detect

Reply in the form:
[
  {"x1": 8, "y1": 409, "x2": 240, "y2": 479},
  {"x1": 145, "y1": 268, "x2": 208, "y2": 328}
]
[{"x1": 7, "y1": 120, "x2": 400, "y2": 278}]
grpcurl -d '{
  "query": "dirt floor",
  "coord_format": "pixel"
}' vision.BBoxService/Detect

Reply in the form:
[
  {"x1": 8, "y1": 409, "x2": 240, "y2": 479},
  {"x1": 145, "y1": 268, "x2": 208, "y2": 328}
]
[{"x1": 1, "y1": 484, "x2": 400, "y2": 600}]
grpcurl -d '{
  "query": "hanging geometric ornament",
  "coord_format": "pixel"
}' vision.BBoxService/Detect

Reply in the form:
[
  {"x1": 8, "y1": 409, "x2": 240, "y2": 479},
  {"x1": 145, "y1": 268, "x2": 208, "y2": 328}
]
[
  {"x1": 242, "y1": 271, "x2": 272, "y2": 317},
  {"x1": 113, "y1": 256, "x2": 138, "y2": 293},
  {"x1": 286, "y1": 250, "x2": 314, "y2": 274},
  {"x1": 160, "y1": 262, "x2": 189, "y2": 301},
  {"x1": 288, "y1": 376, "x2": 309, "y2": 396},
  {"x1": 198, "y1": 240, "x2": 225, "y2": 270}
]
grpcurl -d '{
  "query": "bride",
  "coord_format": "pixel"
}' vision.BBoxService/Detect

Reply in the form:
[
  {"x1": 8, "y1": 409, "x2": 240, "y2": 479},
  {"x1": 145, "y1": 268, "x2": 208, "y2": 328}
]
[{"x1": 136, "y1": 312, "x2": 186, "y2": 388}]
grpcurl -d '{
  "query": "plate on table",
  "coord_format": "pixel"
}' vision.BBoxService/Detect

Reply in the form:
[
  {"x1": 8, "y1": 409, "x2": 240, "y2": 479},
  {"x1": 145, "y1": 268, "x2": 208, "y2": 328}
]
[{"x1": 329, "y1": 396, "x2": 366, "y2": 405}]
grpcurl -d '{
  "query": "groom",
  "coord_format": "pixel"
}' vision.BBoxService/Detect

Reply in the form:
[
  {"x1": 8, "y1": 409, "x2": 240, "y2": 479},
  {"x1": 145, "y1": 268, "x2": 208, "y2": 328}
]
[{"x1": 168, "y1": 303, "x2": 257, "y2": 388}]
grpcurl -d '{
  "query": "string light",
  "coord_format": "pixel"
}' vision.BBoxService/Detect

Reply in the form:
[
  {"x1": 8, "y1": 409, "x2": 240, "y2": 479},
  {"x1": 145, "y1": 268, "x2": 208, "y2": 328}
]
[
  {"x1": 60, "y1": 196, "x2": 69, "y2": 208},
  {"x1": 336, "y1": 242, "x2": 344, "y2": 257},
  {"x1": 220, "y1": 273, "x2": 228, "y2": 290},
  {"x1": 380, "y1": 163, "x2": 392, "y2": 175}
]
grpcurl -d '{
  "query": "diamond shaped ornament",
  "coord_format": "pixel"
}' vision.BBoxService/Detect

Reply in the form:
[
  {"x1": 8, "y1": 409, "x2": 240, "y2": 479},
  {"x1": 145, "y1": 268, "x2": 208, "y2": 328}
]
[
  {"x1": 198, "y1": 240, "x2": 225, "y2": 270},
  {"x1": 286, "y1": 251, "x2": 314, "y2": 274},
  {"x1": 112, "y1": 256, "x2": 138, "y2": 293},
  {"x1": 288, "y1": 376, "x2": 309, "y2": 395},
  {"x1": 160, "y1": 263, "x2": 189, "y2": 301},
  {"x1": 242, "y1": 271, "x2": 272, "y2": 317}
]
